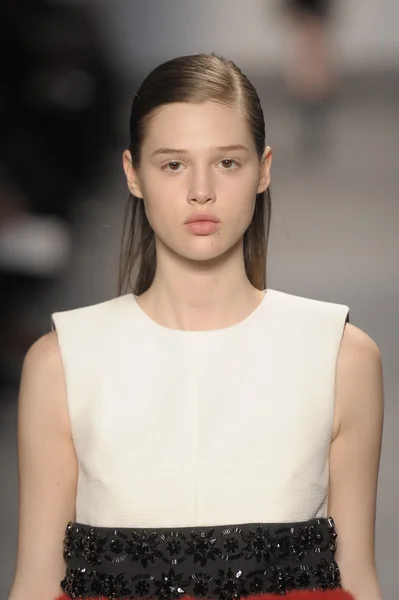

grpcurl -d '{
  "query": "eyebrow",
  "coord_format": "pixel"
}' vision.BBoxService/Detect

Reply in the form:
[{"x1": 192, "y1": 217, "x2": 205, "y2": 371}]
[{"x1": 151, "y1": 144, "x2": 249, "y2": 157}]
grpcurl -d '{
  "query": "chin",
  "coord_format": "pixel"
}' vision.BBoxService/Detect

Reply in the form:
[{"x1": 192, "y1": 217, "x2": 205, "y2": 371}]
[
  {"x1": 182, "y1": 248, "x2": 225, "y2": 264},
  {"x1": 182, "y1": 240, "x2": 238, "y2": 264},
  {"x1": 56, "y1": 591, "x2": 356, "y2": 600}
]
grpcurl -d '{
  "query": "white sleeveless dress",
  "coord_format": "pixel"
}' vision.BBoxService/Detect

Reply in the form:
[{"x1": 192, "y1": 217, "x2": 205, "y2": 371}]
[{"x1": 52, "y1": 288, "x2": 351, "y2": 599}]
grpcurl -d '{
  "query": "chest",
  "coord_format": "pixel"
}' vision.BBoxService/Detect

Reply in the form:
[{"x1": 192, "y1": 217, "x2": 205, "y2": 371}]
[{"x1": 74, "y1": 333, "x2": 335, "y2": 526}]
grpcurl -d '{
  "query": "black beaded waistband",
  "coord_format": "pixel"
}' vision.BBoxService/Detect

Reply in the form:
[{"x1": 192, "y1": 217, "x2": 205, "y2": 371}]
[{"x1": 62, "y1": 517, "x2": 341, "y2": 599}]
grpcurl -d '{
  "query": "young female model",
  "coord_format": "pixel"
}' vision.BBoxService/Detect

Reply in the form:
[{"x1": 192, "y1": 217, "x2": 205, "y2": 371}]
[{"x1": 8, "y1": 54, "x2": 383, "y2": 600}]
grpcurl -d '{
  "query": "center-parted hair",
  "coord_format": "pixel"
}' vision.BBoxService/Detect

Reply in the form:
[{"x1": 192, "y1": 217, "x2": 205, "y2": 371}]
[{"x1": 119, "y1": 53, "x2": 271, "y2": 296}]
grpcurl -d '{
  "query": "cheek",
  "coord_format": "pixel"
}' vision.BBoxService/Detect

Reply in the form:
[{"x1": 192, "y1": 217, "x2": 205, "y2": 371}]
[
  {"x1": 141, "y1": 181, "x2": 179, "y2": 233},
  {"x1": 144, "y1": 199, "x2": 173, "y2": 231},
  {"x1": 224, "y1": 169, "x2": 259, "y2": 210},
  {"x1": 227, "y1": 187, "x2": 258, "y2": 229}
]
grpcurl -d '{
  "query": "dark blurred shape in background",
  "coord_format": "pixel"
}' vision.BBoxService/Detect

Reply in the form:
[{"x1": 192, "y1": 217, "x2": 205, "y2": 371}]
[
  {"x1": 282, "y1": 0, "x2": 337, "y2": 154},
  {"x1": 0, "y1": 0, "x2": 119, "y2": 381}
]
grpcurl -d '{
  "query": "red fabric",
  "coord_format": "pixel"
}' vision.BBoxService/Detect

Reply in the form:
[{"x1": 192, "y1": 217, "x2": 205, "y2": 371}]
[{"x1": 56, "y1": 591, "x2": 355, "y2": 600}]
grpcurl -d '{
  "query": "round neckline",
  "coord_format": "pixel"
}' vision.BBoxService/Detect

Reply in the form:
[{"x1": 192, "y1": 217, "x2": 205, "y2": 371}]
[{"x1": 130, "y1": 289, "x2": 271, "y2": 336}]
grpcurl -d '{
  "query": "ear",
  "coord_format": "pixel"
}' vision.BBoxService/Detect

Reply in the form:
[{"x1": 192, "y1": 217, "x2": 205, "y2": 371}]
[
  {"x1": 257, "y1": 146, "x2": 272, "y2": 194},
  {"x1": 122, "y1": 149, "x2": 143, "y2": 198}
]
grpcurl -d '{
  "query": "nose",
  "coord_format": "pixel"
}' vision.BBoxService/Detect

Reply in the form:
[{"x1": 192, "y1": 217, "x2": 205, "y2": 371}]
[{"x1": 187, "y1": 166, "x2": 216, "y2": 205}]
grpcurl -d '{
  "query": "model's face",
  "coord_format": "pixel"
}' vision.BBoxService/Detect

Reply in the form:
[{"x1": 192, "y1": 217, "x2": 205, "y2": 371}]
[{"x1": 123, "y1": 101, "x2": 271, "y2": 263}]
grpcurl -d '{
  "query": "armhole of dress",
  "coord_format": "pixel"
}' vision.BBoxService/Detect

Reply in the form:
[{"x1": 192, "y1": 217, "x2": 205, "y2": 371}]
[
  {"x1": 345, "y1": 312, "x2": 350, "y2": 324},
  {"x1": 49, "y1": 314, "x2": 79, "y2": 478}
]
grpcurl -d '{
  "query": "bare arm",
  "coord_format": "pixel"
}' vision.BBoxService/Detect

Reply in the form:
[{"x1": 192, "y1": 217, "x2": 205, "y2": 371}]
[
  {"x1": 329, "y1": 323, "x2": 384, "y2": 600},
  {"x1": 8, "y1": 332, "x2": 78, "y2": 600}
]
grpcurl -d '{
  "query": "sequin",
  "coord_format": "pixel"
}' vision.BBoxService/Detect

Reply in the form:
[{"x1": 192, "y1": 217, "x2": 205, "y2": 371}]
[
  {"x1": 213, "y1": 568, "x2": 248, "y2": 600},
  {"x1": 192, "y1": 578, "x2": 210, "y2": 596},
  {"x1": 224, "y1": 537, "x2": 240, "y2": 555},
  {"x1": 242, "y1": 526, "x2": 273, "y2": 563},
  {"x1": 266, "y1": 565, "x2": 294, "y2": 595},
  {"x1": 274, "y1": 534, "x2": 291, "y2": 559},
  {"x1": 127, "y1": 531, "x2": 162, "y2": 567},
  {"x1": 186, "y1": 528, "x2": 221, "y2": 566},
  {"x1": 248, "y1": 576, "x2": 264, "y2": 593},
  {"x1": 62, "y1": 567, "x2": 88, "y2": 598},
  {"x1": 109, "y1": 538, "x2": 124, "y2": 555},
  {"x1": 135, "y1": 579, "x2": 151, "y2": 597},
  {"x1": 90, "y1": 576, "x2": 104, "y2": 596},
  {"x1": 313, "y1": 559, "x2": 341, "y2": 589},
  {"x1": 89, "y1": 572, "x2": 131, "y2": 599},
  {"x1": 154, "y1": 568, "x2": 189, "y2": 600},
  {"x1": 293, "y1": 567, "x2": 312, "y2": 587},
  {"x1": 167, "y1": 539, "x2": 183, "y2": 557},
  {"x1": 292, "y1": 525, "x2": 325, "y2": 561}
]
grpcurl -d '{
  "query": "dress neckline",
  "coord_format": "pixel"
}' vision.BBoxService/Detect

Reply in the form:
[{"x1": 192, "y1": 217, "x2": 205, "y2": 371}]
[{"x1": 130, "y1": 289, "x2": 272, "y2": 336}]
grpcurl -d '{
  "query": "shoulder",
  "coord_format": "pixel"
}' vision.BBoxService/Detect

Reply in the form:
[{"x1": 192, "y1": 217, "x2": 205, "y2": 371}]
[
  {"x1": 51, "y1": 294, "x2": 134, "y2": 330},
  {"x1": 19, "y1": 331, "x2": 71, "y2": 435},
  {"x1": 268, "y1": 288, "x2": 349, "y2": 310},
  {"x1": 335, "y1": 323, "x2": 383, "y2": 427},
  {"x1": 338, "y1": 323, "x2": 382, "y2": 374},
  {"x1": 21, "y1": 331, "x2": 66, "y2": 398},
  {"x1": 23, "y1": 330, "x2": 63, "y2": 381},
  {"x1": 267, "y1": 289, "x2": 350, "y2": 326},
  {"x1": 50, "y1": 295, "x2": 137, "y2": 377}
]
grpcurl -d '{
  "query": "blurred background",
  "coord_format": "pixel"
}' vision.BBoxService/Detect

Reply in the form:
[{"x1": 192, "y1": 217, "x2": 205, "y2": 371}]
[{"x1": 0, "y1": 0, "x2": 398, "y2": 597}]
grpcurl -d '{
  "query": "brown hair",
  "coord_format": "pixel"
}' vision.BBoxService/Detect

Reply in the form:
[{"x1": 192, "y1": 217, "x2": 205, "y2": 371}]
[{"x1": 118, "y1": 53, "x2": 271, "y2": 296}]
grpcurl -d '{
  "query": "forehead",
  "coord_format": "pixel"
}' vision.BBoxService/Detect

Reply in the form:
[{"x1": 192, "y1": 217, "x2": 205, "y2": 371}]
[{"x1": 142, "y1": 101, "x2": 253, "y2": 150}]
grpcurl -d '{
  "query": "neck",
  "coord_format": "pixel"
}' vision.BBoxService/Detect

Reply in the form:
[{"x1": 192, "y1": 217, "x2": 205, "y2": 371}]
[{"x1": 137, "y1": 243, "x2": 265, "y2": 331}]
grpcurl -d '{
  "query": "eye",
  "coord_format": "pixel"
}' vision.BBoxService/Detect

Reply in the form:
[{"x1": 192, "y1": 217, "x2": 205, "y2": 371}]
[
  {"x1": 219, "y1": 159, "x2": 238, "y2": 170},
  {"x1": 163, "y1": 161, "x2": 183, "y2": 172}
]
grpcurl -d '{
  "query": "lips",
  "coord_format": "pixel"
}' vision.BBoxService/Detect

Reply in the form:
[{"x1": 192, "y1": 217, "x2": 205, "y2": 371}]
[
  {"x1": 184, "y1": 213, "x2": 221, "y2": 235},
  {"x1": 185, "y1": 213, "x2": 220, "y2": 224}
]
